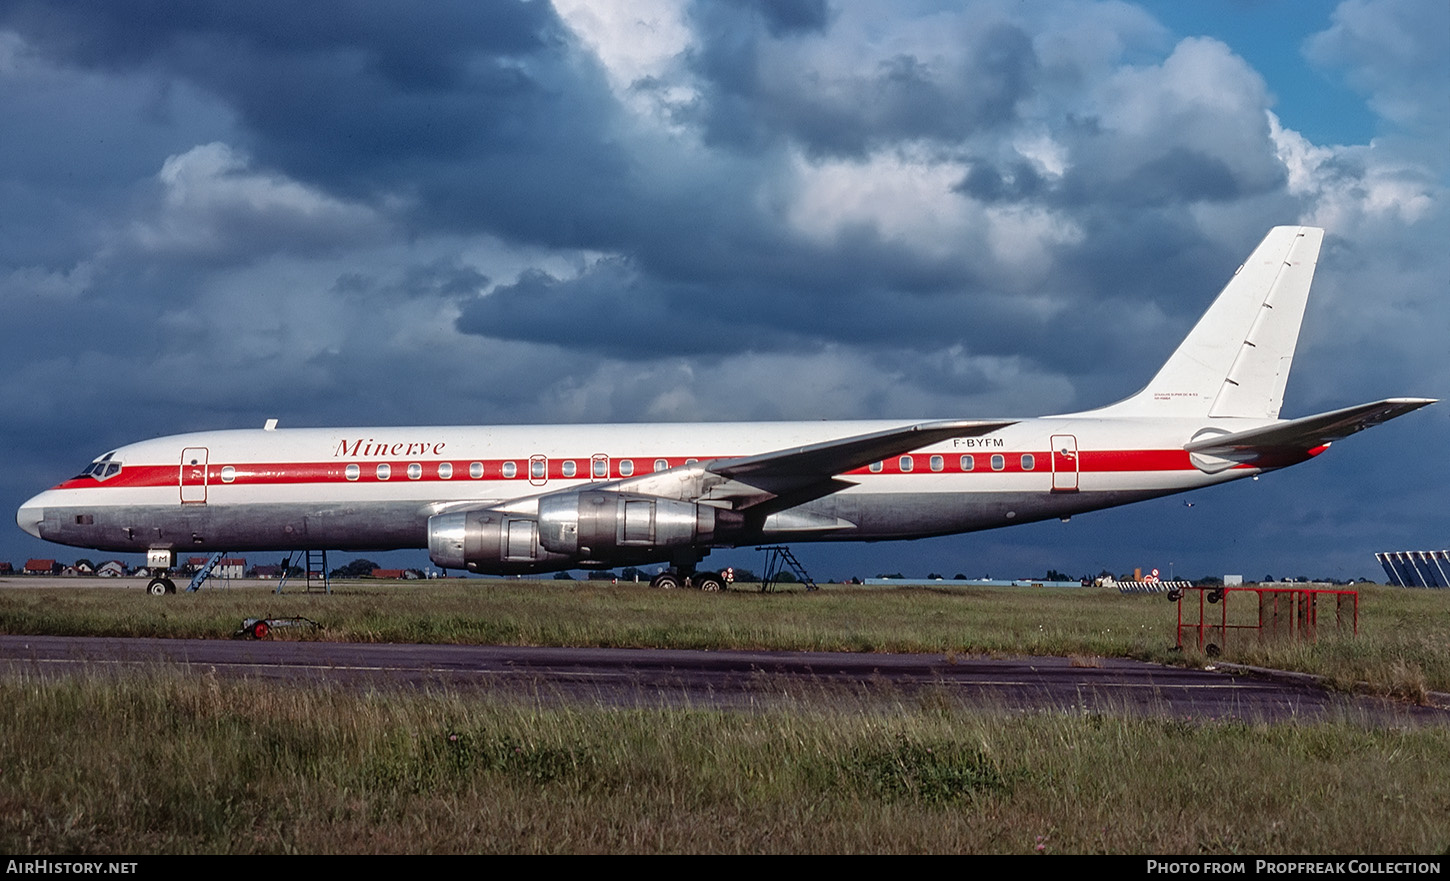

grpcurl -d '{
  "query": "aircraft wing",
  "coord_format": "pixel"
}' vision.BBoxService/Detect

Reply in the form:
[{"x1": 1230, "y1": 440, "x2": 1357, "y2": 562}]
[
  {"x1": 590, "y1": 418, "x2": 1015, "y2": 513},
  {"x1": 1184, "y1": 398, "x2": 1436, "y2": 464},
  {"x1": 710, "y1": 419, "x2": 1015, "y2": 484}
]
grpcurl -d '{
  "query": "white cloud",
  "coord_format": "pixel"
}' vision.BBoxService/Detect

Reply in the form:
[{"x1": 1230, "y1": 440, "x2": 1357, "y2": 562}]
[
  {"x1": 1270, "y1": 113, "x2": 1435, "y2": 229},
  {"x1": 786, "y1": 147, "x2": 973, "y2": 256},
  {"x1": 551, "y1": 0, "x2": 697, "y2": 123},
  {"x1": 0, "y1": 261, "x2": 92, "y2": 303},
  {"x1": 129, "y1": 142, "x2": 389, "y2": 257},
  {"x1": 1305, "y1": 0, "x2": 1450, "y2": 133}
]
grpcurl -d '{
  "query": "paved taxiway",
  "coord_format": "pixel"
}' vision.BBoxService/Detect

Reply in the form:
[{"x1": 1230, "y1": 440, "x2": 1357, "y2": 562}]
[{"x1": 1, "y1": 635, "x2": 1445, "y2": 723}]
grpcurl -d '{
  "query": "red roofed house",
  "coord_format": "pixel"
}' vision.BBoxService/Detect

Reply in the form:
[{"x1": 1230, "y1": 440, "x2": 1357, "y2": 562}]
[{"x1": 24, "y1": 559, "x2": 59, "y2": 576}]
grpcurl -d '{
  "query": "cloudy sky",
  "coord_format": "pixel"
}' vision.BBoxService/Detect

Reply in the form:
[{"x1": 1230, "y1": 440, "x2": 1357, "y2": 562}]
[{"x1": 2, "y1": 0, "x2": 1445, "y2": 582}]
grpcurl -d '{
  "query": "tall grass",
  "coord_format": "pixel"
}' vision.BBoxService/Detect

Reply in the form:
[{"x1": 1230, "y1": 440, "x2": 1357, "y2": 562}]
[
  {"x1": 2, "y1": 580, "x2": 1447, "y2": 695},
  {"x1": 1, "y1": 671, "x2": 1445, "y2": 854}
]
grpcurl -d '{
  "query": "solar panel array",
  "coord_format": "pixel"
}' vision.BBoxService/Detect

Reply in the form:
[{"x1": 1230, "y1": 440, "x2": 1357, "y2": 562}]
[{"x1": 1375, "y1": 551, "x2": 1450, "y2": 587}]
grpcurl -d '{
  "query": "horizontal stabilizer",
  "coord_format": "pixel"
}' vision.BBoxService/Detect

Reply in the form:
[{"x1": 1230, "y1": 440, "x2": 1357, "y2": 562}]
[{"x1": 1185, "y1": 398, "x2": 1436, "y2": 466}]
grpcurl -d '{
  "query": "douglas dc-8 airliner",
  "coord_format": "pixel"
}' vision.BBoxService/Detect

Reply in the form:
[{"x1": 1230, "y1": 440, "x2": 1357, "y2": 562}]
[{"x1": 16, "y1": 227, "x2": 1435, "y2": 592}]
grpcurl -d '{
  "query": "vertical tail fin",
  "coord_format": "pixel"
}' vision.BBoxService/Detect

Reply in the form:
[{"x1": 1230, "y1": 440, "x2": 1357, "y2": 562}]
[{"x1": 1095, "y1": 226, "x2": 1324, "y2": 419}]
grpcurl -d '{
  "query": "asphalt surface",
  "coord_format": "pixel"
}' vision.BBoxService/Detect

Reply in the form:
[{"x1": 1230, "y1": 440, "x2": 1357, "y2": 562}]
[{"x1": 1, "y1": 634, "x2": 1445, "y2": 724}]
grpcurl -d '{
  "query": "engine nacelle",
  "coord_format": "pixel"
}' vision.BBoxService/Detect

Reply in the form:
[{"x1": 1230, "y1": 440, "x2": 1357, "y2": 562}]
[
  {"x1": 427, "y1": 509, "x2": 576, "y2": 574},
  {"x1": 427, "y1": 491, "x2": 745, "y2": 574},
  {"x1": 537, "y1": 490, "x2": 742, "y2": 557}
]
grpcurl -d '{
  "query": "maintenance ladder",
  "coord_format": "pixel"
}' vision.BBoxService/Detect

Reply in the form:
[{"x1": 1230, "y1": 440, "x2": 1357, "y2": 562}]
[
  {"x1": 757, "y1": 546, "x2": 818, "y2": 592},
  {"x1": 277, "y1": 549, "x2": 331, "y2": 594}
]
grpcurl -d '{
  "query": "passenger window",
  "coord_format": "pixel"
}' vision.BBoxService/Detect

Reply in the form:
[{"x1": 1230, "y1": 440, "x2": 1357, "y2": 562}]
[
  {"x1": 929, "y1": 455, "x2": 943, "y2": 472},
  {"x1": 654, "y1": 458, "x2": 668, "y2": 472},
  {"x1": 502, "y1": 461, "x2": 517, "y2": 479},
  {"x1": 990, "y1": 454, "x2": 1004, "y2": 471},
  {"x1": 438, "y1": 462, "x2": 453, "y2": 479},
  {"x1": 562, "y1": 460, "x2": 577, "y2": 478},
  {"x1": 469, "y1": 462, "x2": 484, "y2": 479},
  {"x1": 592, "y1": 457, "x2": 608, "y2": 479},
  {"x1": 899, "y1": 455, "x2": 914, "y2": 472},
  {"x1": 376, "y1": 463, "x2": 391, "y2": 480},
  {"x1": 407, "y1": 463, "x2": 422, "y2": 480},
  {"x1": 531, "y1": 459, "x2": 546, "y2": 479},
  {"x1": 220, "y1": 466, "x2": 236, "y2": 484},
  {"x1": 1021, "y1": 454, "x2": 1034, "y2": 471},
  {"x1": 869, "y1": 461, "x2": 883, "y2": 473},
  {"x1": 619, "y1": 459, "x2": 634, "y2": 477},
  {"x1": 960, "y1": 455, "x2": 974, "y2": 471},
  {"x1": 345, "y1": 464, "x2": 360, "y2": 482}
]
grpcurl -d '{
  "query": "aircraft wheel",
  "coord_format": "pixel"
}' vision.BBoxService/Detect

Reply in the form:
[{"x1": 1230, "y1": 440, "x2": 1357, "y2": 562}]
[
  {"x1": 651, "y1": 572, "x2": 682, "y2": 590},
  {"x1": 693, "y1": 572, "x2": 724, "y2": 592},
  {"x1": 146, "y1": 578, "x2": 173, "y2": 596}
]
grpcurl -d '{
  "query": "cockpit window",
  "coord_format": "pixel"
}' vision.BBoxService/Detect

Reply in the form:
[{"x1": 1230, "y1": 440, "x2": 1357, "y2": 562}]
[{"x1": 77, "y1": 451, "x2": 123, "y2": 481}]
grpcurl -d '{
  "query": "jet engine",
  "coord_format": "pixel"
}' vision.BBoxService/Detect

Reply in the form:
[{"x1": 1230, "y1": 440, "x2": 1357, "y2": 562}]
[{"x1": 427, "y1": 490, "x2": 744, "y2": 574}]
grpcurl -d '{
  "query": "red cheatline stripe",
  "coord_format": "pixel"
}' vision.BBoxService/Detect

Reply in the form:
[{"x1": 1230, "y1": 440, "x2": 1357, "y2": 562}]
[{"x1": 49, "y1": 447, "x2": 1238, "y2": 492}]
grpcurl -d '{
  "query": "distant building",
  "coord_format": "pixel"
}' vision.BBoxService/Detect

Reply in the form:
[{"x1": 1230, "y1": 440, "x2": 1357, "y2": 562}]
[
  {"x1": 24, "y1": 559, "x2": 59, "y2": 575},
  {"x1": 217, "y1": 558, "x2": 247, "y2": 579},
  {"x1": 370, "y1": 568, "x2": 406, "y2": 579},
  {"x1": 96, "y1": 561, "x2": 127, "y2": 578},
  {"x1": 0, "y1": 562, "x2": 13, "y2": 575},
  {"x1": 187, "y1": 556, "x2": 247, "y2": 579}
]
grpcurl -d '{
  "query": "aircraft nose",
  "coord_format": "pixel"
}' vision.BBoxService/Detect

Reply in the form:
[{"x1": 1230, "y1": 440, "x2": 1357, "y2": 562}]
[{"x1": 16, "y1": 498, "x2": 43, "y2": 539}]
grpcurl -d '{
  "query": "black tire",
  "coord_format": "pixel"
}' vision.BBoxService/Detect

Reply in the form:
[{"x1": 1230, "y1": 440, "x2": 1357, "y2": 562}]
[
  {"x1": 693, "y1": 573, "x2": 724, "y2": 592},
  {"x1": 146, "y1": 578, "x2": 170, "y2": 596},
  {"x1": 651, "y1": 572, "x2": 682, "y2": 590},
  {"x1": 1207, "y1": 589, "x2": 1223, "y2": 604},
  {"x1": 1166, "y1": 588, "x2": 1182, "y2": 602}
]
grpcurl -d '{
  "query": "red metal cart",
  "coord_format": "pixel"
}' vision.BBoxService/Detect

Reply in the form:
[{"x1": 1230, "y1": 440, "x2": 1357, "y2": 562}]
[{"x1": 1172, "y1": 584, "x2": 1357, "y2": 656}]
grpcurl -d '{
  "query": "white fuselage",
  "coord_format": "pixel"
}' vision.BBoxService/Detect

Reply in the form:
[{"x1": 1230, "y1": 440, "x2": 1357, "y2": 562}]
[{"x1": 17, "y1": 413, "x2": 1298, "y2": 562}]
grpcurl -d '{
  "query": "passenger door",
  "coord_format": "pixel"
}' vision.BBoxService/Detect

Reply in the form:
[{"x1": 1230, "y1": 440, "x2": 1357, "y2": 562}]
[{"x1": 180, "y1": 447, "x2": 209, "y2": 504}]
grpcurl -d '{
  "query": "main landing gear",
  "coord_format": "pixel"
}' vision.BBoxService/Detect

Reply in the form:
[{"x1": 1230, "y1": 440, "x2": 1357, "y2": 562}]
[
  {"x1": 146, "y1": 576, "x2": 177, "y2": 595},
  {"x1": 649, "y1": 550, "x2": 727, "y2": 591},
  {"x1": 649, "y1": 570, "x2": 726, "y2": 591}
]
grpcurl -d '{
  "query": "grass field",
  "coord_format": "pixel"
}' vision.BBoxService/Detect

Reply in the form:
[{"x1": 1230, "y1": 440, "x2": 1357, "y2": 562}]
[
  {"x1": 1, "y1": 578, "x2": 1447, "y2": 854},
  {"x1": 2, "y1": 577, "x2": 1447, "y2": 695}
]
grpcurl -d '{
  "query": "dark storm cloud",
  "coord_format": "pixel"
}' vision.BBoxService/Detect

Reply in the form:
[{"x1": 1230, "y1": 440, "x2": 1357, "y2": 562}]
[
  {"x1": 457, "y1": 248, "x2": 1069, "y2": 367},
  {"x1": 684, "y1": 4, "x2": 1038, "y2": 157},
  {"x1": 0, "y1": 0, "x2": 636, "y2": 246}
]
